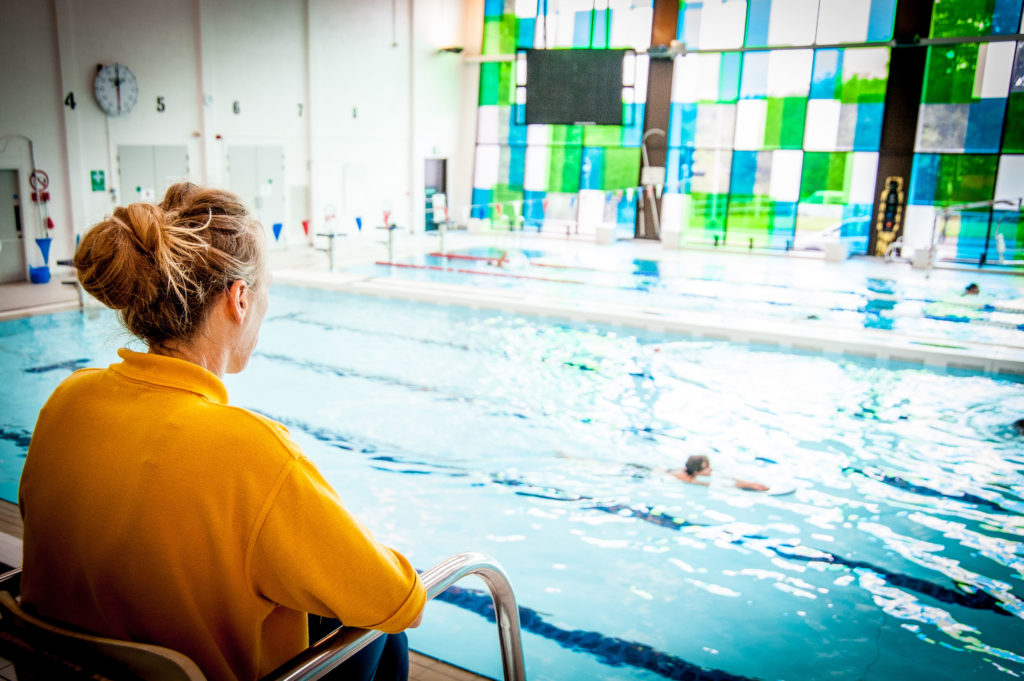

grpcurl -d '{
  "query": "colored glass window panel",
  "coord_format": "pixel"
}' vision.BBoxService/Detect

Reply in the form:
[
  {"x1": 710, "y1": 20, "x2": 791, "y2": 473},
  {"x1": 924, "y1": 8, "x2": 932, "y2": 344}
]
[
  {"x1": 930, "y1": 0, "x2": 1024, "y2": 37},
  {"x1": 483, "y1": 14, "x2": 517, "y2": 54},
  {"x1": 1005, "y1": 92, "x2": 1024, "y2": 151},
  {"x1": 910, "y1": 153, "x2": 998, "y2": 205},
  {"x1": 922, "y1": 43, "x2": 982, "y2": 104}
]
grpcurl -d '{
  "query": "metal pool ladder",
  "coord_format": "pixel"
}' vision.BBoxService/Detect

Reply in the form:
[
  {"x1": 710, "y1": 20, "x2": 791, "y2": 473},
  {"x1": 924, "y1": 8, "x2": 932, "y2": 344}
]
[{"x1": 265, "y1": 551, "x2": 527, "y2": 681}]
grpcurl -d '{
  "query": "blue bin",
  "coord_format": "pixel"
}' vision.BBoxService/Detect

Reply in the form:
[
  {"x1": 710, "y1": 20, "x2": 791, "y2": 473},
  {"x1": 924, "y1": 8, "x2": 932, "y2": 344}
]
[{"x1": 29, "y1": 266, "x2": 51, "y2": 284}]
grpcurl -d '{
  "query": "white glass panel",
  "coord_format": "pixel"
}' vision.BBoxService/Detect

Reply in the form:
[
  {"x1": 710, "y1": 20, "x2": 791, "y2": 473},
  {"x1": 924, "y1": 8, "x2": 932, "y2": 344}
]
[
  {"x1": 696, "y1": 104, "x2": 738, "y2": 148},
  {"x1": 769, "y1": 150, "x2": 803, "y2": 201},
  {"x1": 477, "y1": 106, "x2": 500, "y2": 144},
  {"x1": 527, "y1": 124, "x2": 550, "y2": 145},
  {"x1": 734, "y1": 99, "x2": 767, "y2": 150},
  {"x1": 691, "y1": 148, "x2": 733, "y2": 194},
  {"x1": 515, "y1": 0, "x2": 539, "y2": 18},
  {"x1": 902, "y1": 204, "x2": 936, "y2": 250},
  {"x1": 671, "y1": 54, "x2": 700, "y2": 103},
  {"x1": 849, "y1": 151, "x2": 879, "y2": 204},
  {"x1": 836, "y1": 104, "x2": 858, "y2": 150},
  {"x1": 804, "y1": 100, "x2": 841, "y2": 150},
  {"x1": 816, "y1": 0, "x2": 870, "y2": 44},
  {"x1": 516, "y1": 86, "x2": 527, "y2": 105},
  {"x1": 474, "y1": 145, "x2": 501, "y2": 188},
  {"x1": 699, "y1": 0, "x2": 747, "y2": 50},
  {"x1": 523, "y1": 145, "x2": 551, "y2": 191},
  {"x1": 915, "y1": 103, "x2": 968, "y2": 152},
  {"x1": 974, "y1": 41, "x2": 1015, "y2": 99},
  {"x1": 995, "y1": 155, "x2": 1024, "y2": 201},
  {"x1": 516, "y1": 53, "x2": 528, "y2": 86},
  {"x1": 695, "y1": 53, "x2": 725, "y2": 101},
  {"x1": 617, "y1": 6, "x2": 652, "y2": 49},
  {"x1": 767, "y1": 49, "x2": 814, "y2": 96},
  {"x1": 622, "y1": 51, "x2": 636, "y2": 86},
  {"x1": 633, "y1": 54, "x2": 650, "y2": 102},
  {"x1": 768, "y1": 0, "x2": 819, "y2": 46},
  {"x1": 843, "y1": 47, "x2": 891, "y2": 82}
]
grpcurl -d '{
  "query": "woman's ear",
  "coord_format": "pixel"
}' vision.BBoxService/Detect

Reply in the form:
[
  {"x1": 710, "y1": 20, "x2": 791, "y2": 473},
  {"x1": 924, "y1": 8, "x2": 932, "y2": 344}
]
[{"x1": 226, "y1": 279, "x2": 249, "y2": 324}]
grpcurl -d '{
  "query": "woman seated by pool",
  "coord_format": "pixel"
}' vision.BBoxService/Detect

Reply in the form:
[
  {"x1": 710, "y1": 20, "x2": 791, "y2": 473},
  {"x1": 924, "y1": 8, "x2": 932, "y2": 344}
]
[
  {"x1": 19, "y1": 183, "x2": 425, "y2": 681},
  {"x1": 669, "y1": 455, "x2": 770, "y2": 492}
]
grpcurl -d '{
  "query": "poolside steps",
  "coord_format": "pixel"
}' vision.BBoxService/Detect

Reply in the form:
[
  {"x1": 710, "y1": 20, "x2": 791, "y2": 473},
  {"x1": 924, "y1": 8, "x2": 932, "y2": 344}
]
[{"x1": 0, "y1": 502, "x2": 491, "y2": 681}]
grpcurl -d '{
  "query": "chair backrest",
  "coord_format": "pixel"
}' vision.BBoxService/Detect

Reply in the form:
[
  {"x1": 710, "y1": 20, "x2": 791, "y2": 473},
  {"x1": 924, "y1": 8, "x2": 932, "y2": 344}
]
[{"x1": 0, "y1": 591, "x2": 207, "y2": 681}]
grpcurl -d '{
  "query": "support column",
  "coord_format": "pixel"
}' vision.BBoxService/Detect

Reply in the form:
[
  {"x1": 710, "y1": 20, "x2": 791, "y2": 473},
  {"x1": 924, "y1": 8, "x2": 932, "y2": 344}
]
[
  {"x1": 635, "y1": 0, "x2": 678, "y2": 239},
  {"x1": 868, "y1": 0, "x2": 935, "y2": 257}
]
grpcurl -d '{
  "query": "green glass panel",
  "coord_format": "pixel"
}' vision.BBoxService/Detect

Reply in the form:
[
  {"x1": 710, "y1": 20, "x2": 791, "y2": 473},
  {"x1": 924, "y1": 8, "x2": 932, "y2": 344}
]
[
  {"x1": 922, "y1": 44, "x2": 981, "y2": 104},
  {"x1": 602, "y1": 147, "x2": 642, "y2": 189},
  {"x1": 930, "y1": 0, "x2": 994, "y2": 38},
  {"x1": 934, "y1": 154, "x2": 998, "y2": 204},
  {"x1": 685, "y1": 193, "x2": 729, "y2": 232},
  {"x1": 479, "y1": 62, "x2": 501, "y2": 106},
  {"x1": 582, "y1": 125, "x2": 622, "y2": 147},
  {"x1": 779, "y1": 97, "x2": 808, "y2": 149},
  {"x1": 482, "y1": 15, "x2": 517, "y2": 55},
  {"x1": 550, "y1": 125, "x2": 584, "y2": 146},
  {"x1": 496, "y1": 62, "x2": 515, "y2": 106},
  {"x1": 1004, "y1": 93, "x2": 1024, "y2": 152},
  {"x1": 763, "y1": 99, "x2": 784, "y2": 150},
  {"x1": 840, "y1": 73, "x2": 887, "y2": 104},
  {"x1": 725, "y1": 196, "x2": 775, "y2": 232},
  {"x1": 800, "y1": 152, "x2": 853, "y2": 202},
  {"x1": 491, "y1": 185, "x2": 525, "y2": 226},
  {"x1": 548, "y1": 147, "x2": 582, "y2": 192}
]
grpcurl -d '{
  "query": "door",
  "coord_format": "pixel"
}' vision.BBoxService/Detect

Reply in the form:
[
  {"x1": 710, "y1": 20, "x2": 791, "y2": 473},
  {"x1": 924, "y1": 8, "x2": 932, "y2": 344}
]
[
  {"x1": 0, "y1": 170, "x2": 25, "y2": 283},
  {"x1": 424, "y1": 158, "x2": 447, "y2": 232},
  {"x1": 228, "y1": 146, "x2": 285, "y2": 243},
  {"x1": 118, "y1": 145, "x2": 189, "y2": 203}
]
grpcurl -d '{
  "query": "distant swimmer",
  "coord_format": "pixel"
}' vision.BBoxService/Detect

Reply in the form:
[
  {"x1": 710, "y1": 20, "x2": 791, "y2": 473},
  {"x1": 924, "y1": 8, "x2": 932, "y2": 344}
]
[
  {"x1": 668, "y1": 455, "x2": 770, "y2": 492},
  {"x1": 964, "y1": 283, "x2": 980, "y2": 295}
]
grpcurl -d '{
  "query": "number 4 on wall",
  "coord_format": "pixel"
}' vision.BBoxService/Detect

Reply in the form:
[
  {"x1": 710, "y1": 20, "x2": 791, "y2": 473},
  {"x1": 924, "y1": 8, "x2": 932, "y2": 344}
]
[{"x1": 64, "y1": 92, "x2": 76, "y2": 110}]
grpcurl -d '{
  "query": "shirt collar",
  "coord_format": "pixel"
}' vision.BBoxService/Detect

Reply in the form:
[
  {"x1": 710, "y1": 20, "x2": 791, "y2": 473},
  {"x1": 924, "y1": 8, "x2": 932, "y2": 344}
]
[{"x1": 110, "y1": 348, "x2": 229, "y2": 405}]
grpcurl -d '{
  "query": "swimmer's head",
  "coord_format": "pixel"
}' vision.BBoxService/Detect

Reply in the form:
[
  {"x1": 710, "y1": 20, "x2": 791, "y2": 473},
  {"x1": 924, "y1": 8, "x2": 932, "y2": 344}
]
[
  {"x1": 685, "y1": 455, "x2": 710, "y2": 477},
  {"x1": 964, "y1": 283, "x2": 980, "y2": 295}
]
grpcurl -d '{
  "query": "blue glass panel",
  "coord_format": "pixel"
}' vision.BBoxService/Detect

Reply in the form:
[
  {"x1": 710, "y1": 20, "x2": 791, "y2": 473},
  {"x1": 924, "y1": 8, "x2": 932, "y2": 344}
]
[
  {"x1": 616, "y1": 193, "x2": 637, "y2": 238},
  {"x1": 730, "y1": 150, "x2": 760, "y2": 195},
  {"x1": 679, "y1": 3, "x2": 700, "y2": 45},
  {"x1": 720, "y1": 52, "x2": 742, "y2": 101},
  {"x1": 592, "y1": 10, "x2": 610, "y2": 48},
  {"x1": 739, "y1": 52, "x2": 770, "y2": 99},
  {"x1": 965, "y1": 99, "x2": 1007, "y2": 153},
  {"x1": 668, "y1": 103, "x2": 698, "y2": 147},
  {"x1": 471, "y1": 188, "x2": 494, "y2": 218},
  {"x1": 509, "y1": 145, "x2": 527, "y2": 189},
  {"x1": 581, "y1": 147, "x2": 605, "y2": 189},
  {"x1": 955, "y1": 211, "x2": 991, "y2": 260},
  {"x1": 841, "y1": 203, "x2": 872, "y2": 254},
  {"x1": 623, "y1": 104, "x2": 645, "y2": 146},
  {"x1": 484, "y1": 0, "x2": 505, "y2": 18},
  {"x1": 909, "y1": 154, "x2": 940, "y2": 204},
  {"x1": 993, "y1": 0, "x2": 1024, "y2": 34},
  {"x1": 853, "y1": 102, "x2": 884, "y2": 150},
  {"x1": 517, "y1": 18, "x2": 536, "y2": 48},
  {"x1": 509, "y1": 106, "x2": 528, "y2": 144},
  {"x1": 573, "y1": 10, "x2": 592, "y2": 47},
  {"x1": 771, "y1": 201, "x2": 797, "y2": 237},
  {"x1": 746, "y1": 0, "x2": 772, "y2": 47},
  {"x1": 666, "y1": 147, "x2": 683, "y2": 193},
  {"x1": 523, "y1": 190, "x2": 546, "y2": 228},
  {"x1": 867, "y1": 0, "x2": 897, "y2": 41},
  {"x1": 810, "y1": 49, "x2": 841, "y2": 99}
]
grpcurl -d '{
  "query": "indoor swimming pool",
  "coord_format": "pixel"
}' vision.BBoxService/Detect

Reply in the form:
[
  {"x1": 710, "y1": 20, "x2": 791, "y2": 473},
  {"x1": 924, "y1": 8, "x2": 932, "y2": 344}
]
[{"x1": 2, "y1": 284, "x2": 1023, "y2": 681}]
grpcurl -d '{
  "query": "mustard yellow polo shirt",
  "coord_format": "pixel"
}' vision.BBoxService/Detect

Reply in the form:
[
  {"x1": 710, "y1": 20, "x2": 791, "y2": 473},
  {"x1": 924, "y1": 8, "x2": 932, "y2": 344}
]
[{"x1": 19, "y1": 349, "x2": 425, "y2": 681}]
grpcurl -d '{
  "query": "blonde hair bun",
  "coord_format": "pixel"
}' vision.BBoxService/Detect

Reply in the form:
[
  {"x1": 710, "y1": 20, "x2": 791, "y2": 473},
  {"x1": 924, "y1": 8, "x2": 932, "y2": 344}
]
[{"x1": 73, "y1": 183, "x2": 264, "y2": 346}]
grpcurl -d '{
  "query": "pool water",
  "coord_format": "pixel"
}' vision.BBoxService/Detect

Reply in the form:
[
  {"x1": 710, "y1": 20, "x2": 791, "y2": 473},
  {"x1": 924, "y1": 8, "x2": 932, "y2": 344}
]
[
  {"x1": 359, "y1": 246, "x2": 1024, "y2": 348},
  {"x1": 2, "y1": 284, "x2": 1023, "y2": 681}
]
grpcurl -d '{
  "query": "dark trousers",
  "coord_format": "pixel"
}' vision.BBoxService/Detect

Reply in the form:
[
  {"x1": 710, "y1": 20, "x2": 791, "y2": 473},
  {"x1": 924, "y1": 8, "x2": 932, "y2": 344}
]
[{"x1": 307, "y1": 615, "x2": 409, "y2": 681}]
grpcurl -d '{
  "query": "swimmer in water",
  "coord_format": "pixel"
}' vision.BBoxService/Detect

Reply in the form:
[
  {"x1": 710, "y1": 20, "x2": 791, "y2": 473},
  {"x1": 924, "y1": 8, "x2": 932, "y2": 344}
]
[{"x1": 669, "y1": 455, "x2": 769, "y2": 492}]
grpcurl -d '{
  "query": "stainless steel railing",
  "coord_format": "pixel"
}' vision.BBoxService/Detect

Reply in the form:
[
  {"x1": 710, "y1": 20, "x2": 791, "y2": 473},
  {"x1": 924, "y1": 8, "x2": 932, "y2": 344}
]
[
  {"x1": 265, "y1": 551, "x2": 526, "y2": 681},
  {"x1": 926, "y1": 197, "x2": 1022, "y2": 276}
]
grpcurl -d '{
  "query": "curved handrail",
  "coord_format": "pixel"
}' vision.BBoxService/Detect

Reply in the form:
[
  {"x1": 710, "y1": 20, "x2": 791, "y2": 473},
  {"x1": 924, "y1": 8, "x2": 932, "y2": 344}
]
[{"x1": 264, "y1": 551, "x2": 526, "y2": 681}]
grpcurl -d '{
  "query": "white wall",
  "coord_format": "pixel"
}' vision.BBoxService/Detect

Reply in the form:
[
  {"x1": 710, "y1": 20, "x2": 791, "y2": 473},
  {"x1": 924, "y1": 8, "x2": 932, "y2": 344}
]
[{"x1": 0, "y1": 0, "x2": 474, "y2": 277}]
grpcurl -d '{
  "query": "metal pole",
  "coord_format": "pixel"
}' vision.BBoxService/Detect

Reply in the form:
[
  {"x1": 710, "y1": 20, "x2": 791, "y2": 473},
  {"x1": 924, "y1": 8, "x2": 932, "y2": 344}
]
[{"x1": 265, "y1": 552, "x2": 526, "y2": 681}]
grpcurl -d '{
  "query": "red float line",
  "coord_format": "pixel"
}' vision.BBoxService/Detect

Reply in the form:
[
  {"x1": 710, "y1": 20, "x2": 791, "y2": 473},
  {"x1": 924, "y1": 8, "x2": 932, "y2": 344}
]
[
  {"x1": 374, "y1": 261, "x2": 585, "y2": 286},
  {"x1": 425, "y1": 252, "x2": 578, "y2": 270}
]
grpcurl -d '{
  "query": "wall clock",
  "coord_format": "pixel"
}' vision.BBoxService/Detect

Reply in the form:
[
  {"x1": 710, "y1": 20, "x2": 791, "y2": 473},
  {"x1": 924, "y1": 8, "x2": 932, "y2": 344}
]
[{"x1": 94, "y1": 63, "x2": 139, "y2": 116}]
